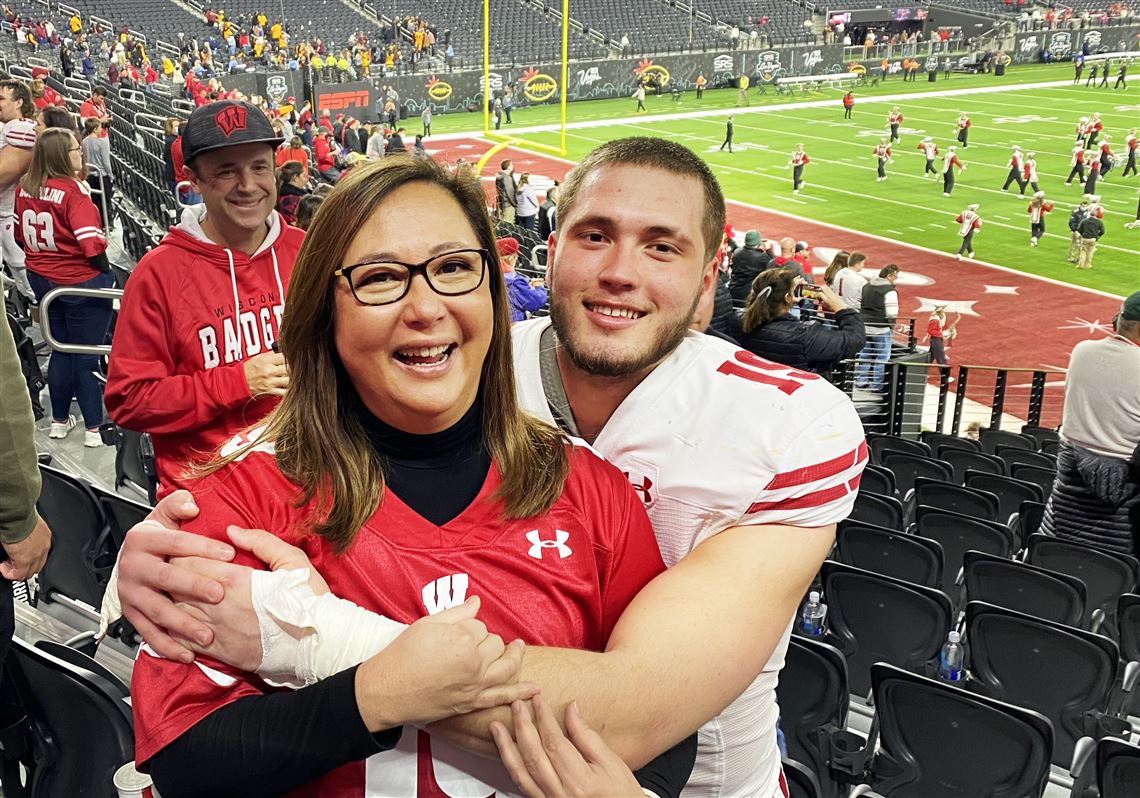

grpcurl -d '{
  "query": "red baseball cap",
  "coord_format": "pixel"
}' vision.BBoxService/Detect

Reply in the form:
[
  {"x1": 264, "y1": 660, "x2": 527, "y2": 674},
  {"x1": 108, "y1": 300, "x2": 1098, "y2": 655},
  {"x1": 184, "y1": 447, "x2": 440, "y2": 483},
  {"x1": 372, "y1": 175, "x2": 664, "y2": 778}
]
[{"x1": 496, "y1": 237, "x2": 520, "y2": 257}]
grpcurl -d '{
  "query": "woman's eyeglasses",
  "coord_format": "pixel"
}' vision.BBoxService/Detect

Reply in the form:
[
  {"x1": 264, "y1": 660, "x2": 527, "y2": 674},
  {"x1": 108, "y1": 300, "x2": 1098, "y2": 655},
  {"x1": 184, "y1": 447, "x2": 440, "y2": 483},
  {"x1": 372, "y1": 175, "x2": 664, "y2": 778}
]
[{"x1": 334, "y1": 248, "x2": 488, "y2": 306}]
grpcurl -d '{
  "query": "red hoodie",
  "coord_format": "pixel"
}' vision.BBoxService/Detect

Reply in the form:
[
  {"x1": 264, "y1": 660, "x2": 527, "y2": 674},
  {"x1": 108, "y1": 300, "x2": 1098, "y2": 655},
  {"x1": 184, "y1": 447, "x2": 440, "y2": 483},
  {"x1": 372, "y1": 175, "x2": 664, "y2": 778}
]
[{"x1": 104, "y1": 207, "x2": 304, "y2": 494}]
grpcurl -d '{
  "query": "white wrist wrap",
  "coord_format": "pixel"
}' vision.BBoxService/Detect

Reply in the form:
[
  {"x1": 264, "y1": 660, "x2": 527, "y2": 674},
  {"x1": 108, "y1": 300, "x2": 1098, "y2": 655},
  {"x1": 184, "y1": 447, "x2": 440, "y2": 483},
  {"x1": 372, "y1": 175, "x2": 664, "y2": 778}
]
[{"x1": 252, "y1": 569, "x2": 407, "y2": 689}]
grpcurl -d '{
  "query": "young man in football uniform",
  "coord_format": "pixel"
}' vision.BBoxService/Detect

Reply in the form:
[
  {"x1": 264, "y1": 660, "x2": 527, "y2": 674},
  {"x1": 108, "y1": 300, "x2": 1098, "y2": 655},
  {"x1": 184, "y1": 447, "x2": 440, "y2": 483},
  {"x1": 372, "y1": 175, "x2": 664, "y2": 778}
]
[
  {"x1": 1066, "y1": 144, "x2": 1087, "y2": 185},
  {"x1": 955, "y1": 203, "x2": 981, "y2": 260},
  {"x1": 873, "y1": 138, "x2": 892, "y2": 181},
  {"x1": 108, "y1": 137, "x2": 867, "y2": 798},
  {"x1": 918, "y1": 136, "x2": 938, "y2": 177},
  {"x1": 789, "y1": 142, "x2": 809, "y2": 193},
  {"x1": 942, "y1": 145, "x2": 965, "y2": 196},
  {"x1": 887, "y1": 106, "x2": 903, "y2": 144},
  {"x1": 0, "y1": 79, "x2": 38, "y2": 302},
  {"x1": 1026, "y1": 191, "x2": 1053, "y2": 247},
  {"x1": 1123, "y1": 128, "x2": 1138, "y2": 177},
  {"x1": 1002, "y1": 145, "x2": 1027, "y2": 193},
  {"x1": 956, "y1": 112, "x2": 971, "y2": 148}
]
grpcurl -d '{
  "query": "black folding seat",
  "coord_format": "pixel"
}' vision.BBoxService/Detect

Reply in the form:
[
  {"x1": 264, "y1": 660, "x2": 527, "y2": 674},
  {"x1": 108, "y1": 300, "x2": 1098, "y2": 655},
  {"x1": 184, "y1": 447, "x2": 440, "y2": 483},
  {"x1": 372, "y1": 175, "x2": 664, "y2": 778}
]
[
  {"x1": 90, "y1": 484, "x2": 153, "y2": 551},
  {"x1": 1118, "y1": 593, "x2": 1140, "y2": 716},
  {"x1": 857, "y1": 663, "x2": 1052, "y2": 798},
  {"x1": 1026, "y1": 534, "x2": 1140, "y2": 642},
  {"x1": 819, "y1": 561, "x2": 953, "y2": 698},
  {"x1": 964, "y1": 471, "x2": 1043, "y2": 526},
  {"x1": 920, "y1": 431, "x2": 980, "y2": 452},
  {"x1": 835, "y1": 520, "x2": 943, "y2": 589},
  {"x1": 979, "y1": 427, "x2": 1036, "y2": 454},
  {"x1": 35, "y1": 465, "x2": 115, "y2": 609},
  {"x1": 912, "y1": 477, "x2": 1000, "y2": 522},
  {"x1": 965, "y1": 601, "x2": 1125, "y2": 768},
  {"x1": 775, "y1": 636, "x2": 848, "y2": 798},
  {"x1": 912, "y1": 505, "x2": 1013, "y2": 601},
  {"x1": 880, "y1": 451, "x2": 953, "y2": 499},
  {"x1": 1041, "y1": 439, "x2": 1060, "y2": 455},
  {"x1": 995, "y1": 445, "x2": 1056, "y2": 472},
  {"x1": 1020, "y1": 425, "x2": 1060, "y2": 449},
  {"x1": 848, "y1": 491, "x2": 904, "y2": 531},
  {"x1": 1009, "y1": 464, "x2": 1056, "y2": 500},
  {"x1": 859, "y1": 464, "x2": 896, "y2": 499},
  {"x1": 938, "y1": 446, "x2": 1005, "y2": 483},
  {"x1": 964, "y1": 550, "x2": 1086, "y2": 627},
  {"x1": 1016, "y1": 500, "x2": 1047, "y2": 544},
  {"x1": 781, "y1": 759, "x2": 822, "y2": 798},
  {"x1": 867, "y1": 433, "x2": 930, "y2": 464},
  {"x1": 0, "y1": 637, "x2": 133, "y2": 797},
  {"x1": 111, "y1": 426, "x2": 159, "y2": 504}
]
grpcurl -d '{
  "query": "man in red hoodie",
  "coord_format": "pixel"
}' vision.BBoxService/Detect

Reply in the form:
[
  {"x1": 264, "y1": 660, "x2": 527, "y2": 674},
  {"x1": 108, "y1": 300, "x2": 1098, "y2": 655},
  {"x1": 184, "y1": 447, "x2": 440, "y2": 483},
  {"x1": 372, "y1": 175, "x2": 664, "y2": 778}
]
[{"x1": 104, "y1": 100, "x2": 305, "y2": 495}]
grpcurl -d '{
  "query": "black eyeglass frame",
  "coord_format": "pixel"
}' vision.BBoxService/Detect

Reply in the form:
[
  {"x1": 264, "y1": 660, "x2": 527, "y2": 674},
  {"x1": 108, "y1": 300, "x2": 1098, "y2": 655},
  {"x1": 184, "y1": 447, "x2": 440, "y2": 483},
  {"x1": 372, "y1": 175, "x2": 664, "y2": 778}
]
[{"x1": 333, "y1": 247, "x2": 490, "y2": 306}]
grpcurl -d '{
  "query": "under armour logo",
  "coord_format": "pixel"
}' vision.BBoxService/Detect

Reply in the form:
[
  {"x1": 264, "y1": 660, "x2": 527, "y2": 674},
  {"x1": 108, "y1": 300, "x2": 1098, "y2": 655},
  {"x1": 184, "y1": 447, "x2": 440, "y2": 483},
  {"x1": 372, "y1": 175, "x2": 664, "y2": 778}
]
[
  {"x1": 421, "y1": 573, "x2": 469, "y2": 615},
  {"x1": 624, "y1": 472, "x2": 654, "y2": 504},
  {"x1": 526, "y1": 529, "x2": 572, "y2": 560}
]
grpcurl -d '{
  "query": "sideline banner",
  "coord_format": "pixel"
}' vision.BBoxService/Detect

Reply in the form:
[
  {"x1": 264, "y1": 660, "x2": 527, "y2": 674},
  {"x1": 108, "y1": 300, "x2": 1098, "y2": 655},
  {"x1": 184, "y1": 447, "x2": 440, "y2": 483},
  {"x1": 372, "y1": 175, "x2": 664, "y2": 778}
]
[{"x1": 313, "y1": 80, "x2": 375, "y2": 120}]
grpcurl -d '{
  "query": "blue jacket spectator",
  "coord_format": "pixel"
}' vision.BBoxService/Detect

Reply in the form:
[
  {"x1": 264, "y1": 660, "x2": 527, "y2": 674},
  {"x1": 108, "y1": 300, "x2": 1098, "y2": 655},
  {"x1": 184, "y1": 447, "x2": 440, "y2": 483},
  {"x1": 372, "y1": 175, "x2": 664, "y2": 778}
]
[{"x1": 497, "y1": 237, "x2": 547, "y2": 322}]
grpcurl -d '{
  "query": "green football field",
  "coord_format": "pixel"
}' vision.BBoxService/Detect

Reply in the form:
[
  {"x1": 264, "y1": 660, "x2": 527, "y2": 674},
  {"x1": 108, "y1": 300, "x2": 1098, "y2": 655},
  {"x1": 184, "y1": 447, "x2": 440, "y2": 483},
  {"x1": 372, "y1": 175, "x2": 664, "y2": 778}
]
[{"x1": 430, "y1": 64, "x2": 1139, "y2": 293}]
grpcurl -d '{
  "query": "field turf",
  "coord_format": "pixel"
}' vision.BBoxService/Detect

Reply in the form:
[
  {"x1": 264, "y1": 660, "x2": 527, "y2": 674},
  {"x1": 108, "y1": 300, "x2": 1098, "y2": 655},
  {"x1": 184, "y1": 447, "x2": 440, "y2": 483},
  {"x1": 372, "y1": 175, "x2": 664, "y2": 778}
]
[{"x1": 430, "y1": 63, "x2": 1139, "y2": 293}]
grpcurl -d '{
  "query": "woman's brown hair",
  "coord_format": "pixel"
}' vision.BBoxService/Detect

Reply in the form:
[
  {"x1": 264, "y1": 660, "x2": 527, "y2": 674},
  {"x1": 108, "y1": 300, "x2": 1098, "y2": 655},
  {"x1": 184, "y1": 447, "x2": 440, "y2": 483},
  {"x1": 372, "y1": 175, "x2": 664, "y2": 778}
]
[
  {"x1": 741, "y1": 268, "x2": 799, "y2": 334},
  {"x1": 206, "y1": 157, "x2": 570, "y2": 551},
  {"x1": 822, "y1": 250, "x2": 850, "y2": 287},
  {"x1": 20, "y1": 128, "x2": 78, "y2": 197},
  {"x1": 276, "y1": 160, "x2": 306, "y2": 193}
]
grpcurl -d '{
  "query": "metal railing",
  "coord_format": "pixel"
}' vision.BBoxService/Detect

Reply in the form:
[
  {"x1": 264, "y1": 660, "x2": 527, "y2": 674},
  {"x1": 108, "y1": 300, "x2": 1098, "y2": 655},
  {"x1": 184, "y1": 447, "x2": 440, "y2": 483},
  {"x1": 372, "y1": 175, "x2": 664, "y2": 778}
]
[{"x1": 38, "y1": 286, "x2": 122, "y2": 355}]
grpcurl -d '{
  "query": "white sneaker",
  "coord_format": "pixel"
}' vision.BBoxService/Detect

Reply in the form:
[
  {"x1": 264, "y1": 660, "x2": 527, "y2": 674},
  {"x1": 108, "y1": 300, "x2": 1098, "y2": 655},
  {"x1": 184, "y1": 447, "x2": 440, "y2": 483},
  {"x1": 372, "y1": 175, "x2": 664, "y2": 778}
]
[
  {"x1": 48, "y1": 416, "x2": 76, "y2": 438},
  {"x1": 944, "y1": 192, "x2": 950, "y2": 197},
  {"x1": 1031, "y1": 238, "x2": 1038, "y2": 246},
  {"x1": 967, "y1": 251, "x2": 974, "y2": 258},
  {"x1": 84, "y1": 429, "x2": 103, "y2": 448},
  {"x1": 956, "y1": 253, "x2": 963, "y2": 261}
]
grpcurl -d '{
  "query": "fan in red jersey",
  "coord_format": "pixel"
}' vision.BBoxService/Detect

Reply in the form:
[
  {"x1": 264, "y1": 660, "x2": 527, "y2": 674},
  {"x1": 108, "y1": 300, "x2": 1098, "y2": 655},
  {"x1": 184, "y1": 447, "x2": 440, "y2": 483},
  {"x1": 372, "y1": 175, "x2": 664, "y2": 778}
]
[{"x1": 14, "y1": 128, "x2": 111, "y2": 446}]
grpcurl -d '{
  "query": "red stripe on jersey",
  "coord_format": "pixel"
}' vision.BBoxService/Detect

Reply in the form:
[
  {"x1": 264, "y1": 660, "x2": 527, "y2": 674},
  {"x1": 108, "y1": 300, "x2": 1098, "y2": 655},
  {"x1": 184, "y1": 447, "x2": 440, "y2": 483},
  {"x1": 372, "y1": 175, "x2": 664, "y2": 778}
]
[
  {"x1": 764, "y1": 440, "x2": 868, "y2": 490},
  {"x1": 746, "y1": 474, "x2": 861, "y2": 515}
]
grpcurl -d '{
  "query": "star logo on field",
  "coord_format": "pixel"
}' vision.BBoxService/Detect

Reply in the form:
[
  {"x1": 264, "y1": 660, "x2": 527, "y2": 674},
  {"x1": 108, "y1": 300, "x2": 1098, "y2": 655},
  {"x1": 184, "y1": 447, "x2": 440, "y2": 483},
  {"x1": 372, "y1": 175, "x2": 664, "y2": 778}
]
[
  {"x1": 984, "y1": 285, "x2": 1019, "y2": 295},
  {"x1": 1058, "y1": 317, "x2": 1114, "y2": 335},
  {"x1": 913, "y1": 298, "x2": 979, "y2": 316}
]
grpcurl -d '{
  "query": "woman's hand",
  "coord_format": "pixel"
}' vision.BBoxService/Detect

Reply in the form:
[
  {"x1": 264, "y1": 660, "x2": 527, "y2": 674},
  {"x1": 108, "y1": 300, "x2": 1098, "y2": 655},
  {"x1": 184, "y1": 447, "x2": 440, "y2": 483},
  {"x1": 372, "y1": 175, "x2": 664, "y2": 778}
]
[
  {"x1": 491, "y1": 696, "x2": 645, "y2": 798},
  {"x1": 355, "y1": 597, "x2": 538, "y2": 730}
]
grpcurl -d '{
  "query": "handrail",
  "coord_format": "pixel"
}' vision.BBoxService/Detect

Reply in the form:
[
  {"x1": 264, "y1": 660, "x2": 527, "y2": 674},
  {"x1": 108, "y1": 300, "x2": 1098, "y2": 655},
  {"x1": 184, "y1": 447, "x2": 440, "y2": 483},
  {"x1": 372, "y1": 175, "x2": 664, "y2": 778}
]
[{"x1": 39, "y1": 287, "x2": 122, "y2": 355}]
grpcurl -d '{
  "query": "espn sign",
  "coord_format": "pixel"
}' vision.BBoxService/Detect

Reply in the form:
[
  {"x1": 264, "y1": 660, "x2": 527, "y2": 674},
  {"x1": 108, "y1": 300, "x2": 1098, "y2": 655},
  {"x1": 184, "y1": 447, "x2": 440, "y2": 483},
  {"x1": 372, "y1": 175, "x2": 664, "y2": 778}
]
[{"x1": 314, "y1": 81, "x2": 375, "y2": 119}]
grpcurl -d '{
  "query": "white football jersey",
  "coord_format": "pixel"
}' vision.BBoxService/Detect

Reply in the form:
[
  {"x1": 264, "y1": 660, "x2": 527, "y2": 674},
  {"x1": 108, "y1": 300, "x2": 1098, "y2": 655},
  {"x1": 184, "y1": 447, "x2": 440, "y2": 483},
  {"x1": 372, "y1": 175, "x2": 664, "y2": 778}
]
[
  {"x1": 0, "y1": 117, "x2": 36, "y2": 218},
  {"x1": 512, "y1": 319, "x2": 868, "y2": 798}
]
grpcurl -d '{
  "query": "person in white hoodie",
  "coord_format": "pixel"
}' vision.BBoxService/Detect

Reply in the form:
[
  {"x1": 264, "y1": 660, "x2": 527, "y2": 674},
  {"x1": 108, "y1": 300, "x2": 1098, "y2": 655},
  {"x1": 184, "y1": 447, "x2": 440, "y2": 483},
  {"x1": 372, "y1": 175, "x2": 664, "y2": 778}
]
[{"x1": 104, "y1": 100, "x2": 304, "y2": 496}]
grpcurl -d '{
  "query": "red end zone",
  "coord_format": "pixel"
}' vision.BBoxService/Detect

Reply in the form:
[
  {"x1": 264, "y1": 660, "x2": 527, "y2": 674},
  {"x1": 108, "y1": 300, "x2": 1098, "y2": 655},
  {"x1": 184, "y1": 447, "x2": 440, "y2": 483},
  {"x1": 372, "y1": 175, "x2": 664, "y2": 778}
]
[{"x1": 429, "y1": 136, "x2": 1122, "y2": 427}]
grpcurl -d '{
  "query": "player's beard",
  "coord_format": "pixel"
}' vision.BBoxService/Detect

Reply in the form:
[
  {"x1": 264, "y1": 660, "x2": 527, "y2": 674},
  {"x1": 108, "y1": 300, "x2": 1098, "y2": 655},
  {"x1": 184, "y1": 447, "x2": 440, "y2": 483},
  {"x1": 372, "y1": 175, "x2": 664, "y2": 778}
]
[{"x1": 550, "y1": 290, "x2": 700, "y2": 379}]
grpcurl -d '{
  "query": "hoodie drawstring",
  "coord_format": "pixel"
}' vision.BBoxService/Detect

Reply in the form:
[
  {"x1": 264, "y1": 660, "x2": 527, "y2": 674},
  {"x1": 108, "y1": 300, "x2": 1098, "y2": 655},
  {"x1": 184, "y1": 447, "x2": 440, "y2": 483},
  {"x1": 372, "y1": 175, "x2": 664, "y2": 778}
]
[{"x1": 227, "y1": 246, "x2": 284, "y2": 360}]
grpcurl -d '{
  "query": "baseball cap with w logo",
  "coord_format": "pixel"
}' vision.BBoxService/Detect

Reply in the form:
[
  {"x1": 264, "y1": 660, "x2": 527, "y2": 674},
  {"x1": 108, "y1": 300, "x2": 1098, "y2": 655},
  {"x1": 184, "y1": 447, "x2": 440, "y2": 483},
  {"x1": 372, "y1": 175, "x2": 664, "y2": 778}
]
[{"x1": 181, "y1": 99, "x2": 284, "y2": 164}]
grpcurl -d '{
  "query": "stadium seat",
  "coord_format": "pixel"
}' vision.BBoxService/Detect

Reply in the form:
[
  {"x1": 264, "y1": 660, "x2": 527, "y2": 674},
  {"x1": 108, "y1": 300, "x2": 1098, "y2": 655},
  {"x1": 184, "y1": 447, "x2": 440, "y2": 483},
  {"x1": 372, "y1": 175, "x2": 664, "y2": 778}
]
[
  {"x1": 913, "y1": 505, "x2": 1014, "y2": 603},
  {"x1": 848, "y1": 491, "x2": 905, "y2": 532},
  {"x1": 859, "y1": 464, "x2": 897, "y2": 500},
  {"x1": 1020, "y1": 426, "x2": 1060, "y2": 450},
  {"x1": 965, "y1": 601, "x2": 1125, "y2": 768},
  {"x1": 1041, "y1": 439, "x2": 1060, "y2": 456},
  {"x1": 880, "y1": 451, "x2": 954, "y2": 498},
  {"x1": 979, "y1": 427, "x2": 1036, "y2": 455},
  {"x1": 1026, "y1": 535, "x2": 1140, "y2": 643},
  {"x1": 911, "y1": 478, "x2": 1000, "y2": 523},
  {"x1": 964, "y1": 471, "x2": 1043, "y2": 527},
  {"x1": 781, "y1": 759, "x2": 823, "y2": 798},
  {"x1": 34, "y1": 465, "x2": 116, "y2": 610},
  {"x1": 867, "y1": 434, "x2": 931, "y2": 464},
  {"x1": 1119, "y1": 594, "x2": 1140, "y2": 664},
  {"x1": 995, "y1": 445, "x2": 1057, "y2": 472},
  {"x1": 1009, "y1": 465, "x2": 1056, "y2": 500},
  {"x1": 835, "y1": 521, "x2": 943, "y2": 589},
  {"x1": 0, "y1": 637, "x2": 133, "y2": 798},
  {"x1": 90, "y1": 484, "x2": 153, "y2": 551},
  {"x1": 819, "y1": 561, "x2": 953, "y2": 698},
  {"x1": 111, "y1": 426, "x2": 158, "y2": 504},
  {"x1": 861, "y1": 663, "x2": 1052, "y2": 798},
  {"x1": 938, "y1": 447, "x2": 1005, "y2": 483},
  {"x1": 1016, "y1": 500, "x2": 1047, "y2": 543},
  {"x1": 920, "y1": 431, "x2": 981, "y2": 453},
  {"x1": 775, "y1": 636, "x2": 849, "y2": 798},
  {"x1": 964, "y1": 550, "x2": 1087, "y2": 628}
]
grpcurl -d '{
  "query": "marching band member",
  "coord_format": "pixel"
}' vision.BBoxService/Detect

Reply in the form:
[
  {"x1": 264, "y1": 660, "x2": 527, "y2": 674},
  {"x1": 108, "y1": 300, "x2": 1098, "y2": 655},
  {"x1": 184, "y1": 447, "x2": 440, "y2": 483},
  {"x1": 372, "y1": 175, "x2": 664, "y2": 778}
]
[
  {"x1": 1066, "y1": 144, "x2": 1087, "y2": 185},
  {"x1": 955, "y1": 203, "x2": 981, "y2": 260},
  {"x1": 789, "y1": 143, "x2": 810, "y2": 194},
  {"x1": 955, "y1": 112, "x2": 971, "y2": 148},
  {"x1": 1026, "y1": 191, "x2": 1054, "y2": 247},
  {"x1": 873, "y1": 138, "x2": 893, "y2": 182},
  {"x1": 1002, "y1": 145, "x2": 1026, "y2": 193},
  {"x1": 887, "y1": 106, "x2": 903, "y2": 144},
  {"x1": 918, "y1": 136, "x2": 938, "y2": 177},
  {"x1": 942, "y1": 145, "x2": 965, "y2": 197}
]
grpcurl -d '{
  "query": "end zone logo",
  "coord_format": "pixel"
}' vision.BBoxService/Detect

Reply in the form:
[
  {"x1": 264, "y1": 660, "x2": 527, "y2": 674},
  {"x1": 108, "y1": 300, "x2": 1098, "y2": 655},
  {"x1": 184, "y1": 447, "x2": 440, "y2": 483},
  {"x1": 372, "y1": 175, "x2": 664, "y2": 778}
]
[
  {"x1": 426, "y1": 75, "x2": 452, "y2": 100},
  {"x1": 521, "y1": 67, "x2": 558, "y2": 102},
  {"x1": 755, "y1": 51, "x2": 782, "y2": 82},
  {"x1": 634, "y1": 58, "x2": 671, "y2": 88}
]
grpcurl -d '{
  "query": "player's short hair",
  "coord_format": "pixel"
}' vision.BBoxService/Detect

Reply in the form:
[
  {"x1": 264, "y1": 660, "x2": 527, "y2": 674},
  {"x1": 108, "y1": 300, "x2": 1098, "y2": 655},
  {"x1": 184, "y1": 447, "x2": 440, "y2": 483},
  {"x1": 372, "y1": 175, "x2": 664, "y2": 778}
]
[
  {"x1": 880, "y1": 264, "x2": 900, "y2": 279},
  {"x1": 848, "y1": 252, "x2": 867, "y2": 268},
  {"x1": 0, "y1": 79, "x2": 35, "y2": 118},
  {"x1": 555, "y1": 136, "x2": 726, "y2": 263}
]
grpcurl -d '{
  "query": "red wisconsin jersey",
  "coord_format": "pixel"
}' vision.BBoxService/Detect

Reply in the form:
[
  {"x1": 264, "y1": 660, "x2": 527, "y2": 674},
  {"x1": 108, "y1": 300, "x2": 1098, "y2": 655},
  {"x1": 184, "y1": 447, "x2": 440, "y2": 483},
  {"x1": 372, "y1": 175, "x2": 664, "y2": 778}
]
[
  {"x1": 131, "y1": 440, "x2": 665, "y2": 797},
  {"x1": 13, "y1": 178, "x2": 106, "y2": 284}
]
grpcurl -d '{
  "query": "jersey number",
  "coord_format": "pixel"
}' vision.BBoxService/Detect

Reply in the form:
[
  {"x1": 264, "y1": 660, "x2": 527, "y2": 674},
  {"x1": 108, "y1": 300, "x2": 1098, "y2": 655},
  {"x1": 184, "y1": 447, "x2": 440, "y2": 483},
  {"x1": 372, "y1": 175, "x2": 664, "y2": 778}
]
[
  {"x1": 20, "y1": 210, "x2": 57, "y2": 253},
  {"x1": 716, "y1": 350, "x2": 819, "y2": 395}
]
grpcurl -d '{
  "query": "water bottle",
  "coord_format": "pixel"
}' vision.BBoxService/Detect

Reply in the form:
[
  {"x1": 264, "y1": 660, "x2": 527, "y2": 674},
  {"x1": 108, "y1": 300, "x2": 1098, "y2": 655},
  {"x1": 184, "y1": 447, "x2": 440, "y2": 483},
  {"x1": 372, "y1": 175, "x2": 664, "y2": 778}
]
[
  {"x1": 801, "y1": 590, "x2": 826, "y2": 636},
  {"x1": 938, "y1": 631, "x2": 965, "y2": 681}
]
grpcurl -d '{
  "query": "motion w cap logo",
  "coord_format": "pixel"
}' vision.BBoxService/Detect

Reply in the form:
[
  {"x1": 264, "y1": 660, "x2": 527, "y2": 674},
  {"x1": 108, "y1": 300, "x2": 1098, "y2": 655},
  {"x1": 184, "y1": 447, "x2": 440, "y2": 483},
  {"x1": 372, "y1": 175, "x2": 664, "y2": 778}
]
[
  {"x1": 526, "y1": 529, "x2": 572, "y2": 560},
  {"x1": 215, "y1": 104, "x2": 247, "y2": 137}
]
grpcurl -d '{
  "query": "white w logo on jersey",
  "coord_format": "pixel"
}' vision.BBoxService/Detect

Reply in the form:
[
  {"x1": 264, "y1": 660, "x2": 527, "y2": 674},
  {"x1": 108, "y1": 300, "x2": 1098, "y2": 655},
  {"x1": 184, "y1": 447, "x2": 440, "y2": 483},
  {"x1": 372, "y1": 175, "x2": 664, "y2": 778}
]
[
  {"x1": 526, "y1": 529, "x2": 572, "y2": 560},
  {"x1": 421, "y1": 573, "x2": 469, "y2": 615}
]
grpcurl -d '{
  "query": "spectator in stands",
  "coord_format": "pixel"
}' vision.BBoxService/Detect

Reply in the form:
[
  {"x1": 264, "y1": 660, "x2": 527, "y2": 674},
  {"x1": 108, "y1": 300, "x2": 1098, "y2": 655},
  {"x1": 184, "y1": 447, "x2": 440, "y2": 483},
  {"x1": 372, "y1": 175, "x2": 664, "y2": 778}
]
[
  {"x1": 386, "y1": 127, "x2": 407, "y2": 154},
  {"x1": 81, "y1": 117, "x2": 114, "y2": 229},
  {"x1": 0, "y1": 320, "x2": 52, "y2": 668},
  {"x1": 79, "y1": 86, "x2": 111, "y2": 126},
  {"x1": 771, "y1": 236, "x2": 804, "y2": 278},
  {"x1": 104, "y1": 100, "x2": 304, "y2": 495},
  {"x1": 831, "y1": 251, "x2": 869, "y2": 310},
  {"x1": 365, "y1": 124, "x2": 386, "y2": 160},
  {"x1": 163, "y1": 117, "x2": 180, "y2": 197},
  {"x1": 275, "y1": 161, "x2": 310, "y2": 226},
  {"x1": 821, "y1": 250, "x2": 850, "y2": 290},
  {"x1": 730, "y1": 268, "x2": 865, "y2": 380},
  {"x1": 515, "y1": 173, "x2": 538, "y2": 232},
  {"x1": 0, "y1": 79, "x2": 37, "y2": 302},
  {"x1": 14, "y1": 128, "x2": 112, "y2": 447},
  {"x1": 29, "y1": 73, "x2": 63, "y2": 111},
  {"x1": 421, "y1": 104, "x2": 431, "y2": 137},
  {"x1": 1043, "y1": 291, "x2": 1140, "y2": 554},
  {"x1": 313, "y1": 128, "x2": 338, "y2": 182},
  {"x1": 498, "y1": 236, "x2": 547, "y2": 322},
  {"x1": 275, "y1": 135, "x2": 308, "y2": 177},
  {"x1": 538, "y1": 184, "x2": 558, "y2": 242},
  {"x1": 856, "y1": 263, "x2": 900, "y2": 392},
  {"x1": 293, "y1": 193, "x2": 323, "y2": 231},
  {"x1": 495, "y1": 159, "x2": 516, "y2": 223},
  {"x1": 728, "y1": 230, "x2": 771, "y2": 304},
  {"x1": 34, "y1": 106, "x2": 74, "y2": 134}
]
